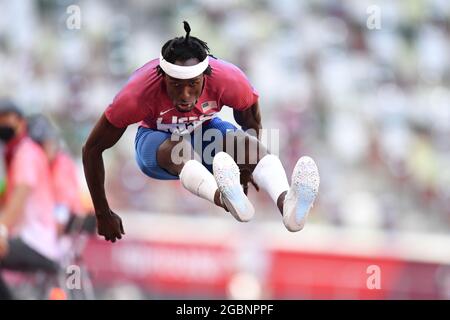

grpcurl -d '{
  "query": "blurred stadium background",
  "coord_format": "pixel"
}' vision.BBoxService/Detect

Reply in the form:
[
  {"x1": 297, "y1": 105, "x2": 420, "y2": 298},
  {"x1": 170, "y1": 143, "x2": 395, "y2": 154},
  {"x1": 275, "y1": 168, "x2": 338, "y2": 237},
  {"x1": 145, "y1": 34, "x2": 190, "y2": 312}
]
[{"x1": 0, "y1": 0, "x2": 449, "y2": 299}]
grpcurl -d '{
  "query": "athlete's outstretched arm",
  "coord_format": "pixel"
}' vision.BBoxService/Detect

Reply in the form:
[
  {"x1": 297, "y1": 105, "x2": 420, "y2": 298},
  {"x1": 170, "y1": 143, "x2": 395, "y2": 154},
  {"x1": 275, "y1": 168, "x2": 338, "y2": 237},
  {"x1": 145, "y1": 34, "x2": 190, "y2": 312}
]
[
  {"x1": 82, "y1": 113, "x2": 126, "y2": 242},
  {"x1": 233, "y1": 101, "x2": 262, "y2": 139}
]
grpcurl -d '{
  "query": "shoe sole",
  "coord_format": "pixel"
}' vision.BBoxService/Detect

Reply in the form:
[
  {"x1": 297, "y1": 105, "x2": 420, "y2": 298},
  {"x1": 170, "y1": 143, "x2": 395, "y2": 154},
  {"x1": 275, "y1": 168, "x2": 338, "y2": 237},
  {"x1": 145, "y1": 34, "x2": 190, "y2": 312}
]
[
  {"x1": 283, "y1": 156, "x2": 320, "y2": 231},
  {"x1": 213, "y1": 152, "x2": 255, "y2": 222}
]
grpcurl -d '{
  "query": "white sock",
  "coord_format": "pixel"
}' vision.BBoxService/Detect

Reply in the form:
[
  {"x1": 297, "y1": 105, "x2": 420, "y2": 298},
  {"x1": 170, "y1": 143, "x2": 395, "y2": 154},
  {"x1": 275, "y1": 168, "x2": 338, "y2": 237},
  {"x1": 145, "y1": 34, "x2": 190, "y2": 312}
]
[
  {"x1": 179, "y1": 160, "x2": 218, "y2": 204},
  {"x1": 252, "y1": 154, "x2": 290, "y2": 204}
]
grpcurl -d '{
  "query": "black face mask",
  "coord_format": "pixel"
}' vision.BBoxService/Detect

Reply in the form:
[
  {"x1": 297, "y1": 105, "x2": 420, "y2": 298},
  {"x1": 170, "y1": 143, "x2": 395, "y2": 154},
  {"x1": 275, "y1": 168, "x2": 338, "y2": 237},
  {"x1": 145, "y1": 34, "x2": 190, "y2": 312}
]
[{"x1": 0, "y1": 125, "x2": 16, "y2": 142}]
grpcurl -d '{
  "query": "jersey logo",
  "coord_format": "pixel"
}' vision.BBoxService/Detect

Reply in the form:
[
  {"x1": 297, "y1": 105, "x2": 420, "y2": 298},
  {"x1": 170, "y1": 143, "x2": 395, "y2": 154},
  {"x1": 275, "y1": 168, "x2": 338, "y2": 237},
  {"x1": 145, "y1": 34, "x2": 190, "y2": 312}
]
[
  {"x1": 159, "y1": 107, "x2": 175, "y2": 116},
  {"x1": 156, "y1": 114, "x2": 216, "y2": 135}
]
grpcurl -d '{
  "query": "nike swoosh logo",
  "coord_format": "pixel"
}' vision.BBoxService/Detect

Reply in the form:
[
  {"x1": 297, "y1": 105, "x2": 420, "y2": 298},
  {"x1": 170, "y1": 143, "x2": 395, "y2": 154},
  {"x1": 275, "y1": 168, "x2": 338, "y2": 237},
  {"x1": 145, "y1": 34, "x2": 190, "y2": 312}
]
[{"x1": 159, "y1": 108, "x2": 175, "y2": 116}]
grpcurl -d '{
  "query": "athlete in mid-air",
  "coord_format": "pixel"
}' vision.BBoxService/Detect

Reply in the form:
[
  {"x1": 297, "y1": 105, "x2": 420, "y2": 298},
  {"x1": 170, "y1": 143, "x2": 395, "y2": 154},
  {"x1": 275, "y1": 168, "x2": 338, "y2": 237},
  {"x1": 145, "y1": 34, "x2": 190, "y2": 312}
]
[{"x1": 83, "y1": 22, "x2": 320, "y2": 243}]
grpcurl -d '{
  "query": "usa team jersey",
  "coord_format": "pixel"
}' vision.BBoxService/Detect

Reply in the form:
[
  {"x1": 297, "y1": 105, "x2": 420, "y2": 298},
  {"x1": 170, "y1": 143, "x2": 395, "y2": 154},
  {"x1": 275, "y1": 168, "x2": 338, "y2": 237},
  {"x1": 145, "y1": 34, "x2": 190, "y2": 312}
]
[{"x1": 105, "y1": 57, "x2": 259, "y2": 134}]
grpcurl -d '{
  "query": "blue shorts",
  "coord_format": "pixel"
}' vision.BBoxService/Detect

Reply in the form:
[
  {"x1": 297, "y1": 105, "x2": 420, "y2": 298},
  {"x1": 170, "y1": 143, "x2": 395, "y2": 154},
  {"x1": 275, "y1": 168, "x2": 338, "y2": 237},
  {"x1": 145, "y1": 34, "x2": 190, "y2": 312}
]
[{"x1": 135, "y1": 117, "x2": 238, "y2": 180}]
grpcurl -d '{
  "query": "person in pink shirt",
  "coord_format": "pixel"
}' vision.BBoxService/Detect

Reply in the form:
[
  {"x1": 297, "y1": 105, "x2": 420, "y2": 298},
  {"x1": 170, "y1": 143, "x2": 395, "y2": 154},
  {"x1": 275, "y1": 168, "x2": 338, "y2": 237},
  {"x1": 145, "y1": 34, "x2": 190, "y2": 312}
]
[
  {"x1": 51, "y1": 153, "x2": 84, "y2": 217},
  {"x1": 0, "y1": 102, "x2": 59, "y2": 300},
  {"x1": 83, "y1": 21, "x2": 320, "y2": 243},
  {"x1": 27, "y1": 115, "x2": 85, "y2": 226}
]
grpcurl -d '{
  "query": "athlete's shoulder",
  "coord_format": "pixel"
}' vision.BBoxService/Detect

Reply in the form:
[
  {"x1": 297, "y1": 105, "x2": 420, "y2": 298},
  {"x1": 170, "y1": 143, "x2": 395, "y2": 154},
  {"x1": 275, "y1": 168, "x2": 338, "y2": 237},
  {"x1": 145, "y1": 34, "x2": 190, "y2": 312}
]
[
  {"x1": 207, "y1": 57, "x2": 256, "y2": 93},
  {"x1": 119, "y1": 59, "x2": 162, "y2": 99},
  {"x1": 128, "y1": 58, "x2": 160, "y2": 82},
  {"x1": 207, "y1": 57, "x2": 258, "y2": 110},
  {"x1": 105, "y1": 59, "x2": 161, "y2": 128}
]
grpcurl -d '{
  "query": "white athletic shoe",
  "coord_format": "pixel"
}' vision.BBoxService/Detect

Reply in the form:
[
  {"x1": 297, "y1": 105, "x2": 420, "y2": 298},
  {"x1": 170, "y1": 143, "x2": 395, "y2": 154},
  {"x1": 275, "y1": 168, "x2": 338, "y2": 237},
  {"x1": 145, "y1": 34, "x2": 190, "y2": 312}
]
[
  {"x1": 213, "y1": 152, "x2": 255, "y2": 222},
  {"x1": 282, "y1": 156, "x2": 320, "y2": 232}
]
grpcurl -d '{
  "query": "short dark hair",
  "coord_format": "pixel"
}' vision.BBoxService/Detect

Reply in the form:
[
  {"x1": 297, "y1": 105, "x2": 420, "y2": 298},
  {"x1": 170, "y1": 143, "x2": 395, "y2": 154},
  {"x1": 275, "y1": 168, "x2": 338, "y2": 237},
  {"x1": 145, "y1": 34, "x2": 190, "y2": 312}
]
[
  {"x1": 0, "y1": 99, "x2": 23, "y2": 118},
  {"x1": 156, "y1": 21, "x2": 215, "y2": 77}
]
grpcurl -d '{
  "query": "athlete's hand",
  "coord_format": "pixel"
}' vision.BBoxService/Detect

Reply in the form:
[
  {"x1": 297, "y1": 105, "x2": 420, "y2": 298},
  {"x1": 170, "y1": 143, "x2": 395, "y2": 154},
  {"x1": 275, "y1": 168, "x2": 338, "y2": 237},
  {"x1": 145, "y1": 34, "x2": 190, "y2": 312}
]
[
  {"x1": 96, "y1": 210, "x2": 125, "y2": 243},
  {"x1": 240, "y1": 169, "x2": 259, "y2": 196}
]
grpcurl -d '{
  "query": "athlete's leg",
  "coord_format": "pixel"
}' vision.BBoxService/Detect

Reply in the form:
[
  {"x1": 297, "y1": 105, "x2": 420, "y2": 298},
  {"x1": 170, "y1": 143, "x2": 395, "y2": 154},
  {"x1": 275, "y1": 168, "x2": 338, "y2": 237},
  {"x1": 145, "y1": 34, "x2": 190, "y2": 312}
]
[
  {"x1": 206, "y1": 119, "x2": 320, "y2": 231},
  {"x1": 134, "y1": 127, "x2": 223, "y2": 209},
  {"x1": 160, "y1": 136, "x2": 227, "y2": 208},
  {"x1": 199, "y1": 117, "x2": 270, "y2": 183},
  {"x1": 200, "y1": 118, "x2": 283, "y2": 222},
  {"x1": 156, "y1": 134, "x2": 193, "y2": 176},
  {"x1": 239, "y1": 132, "x2": 320, "y2": 231},
  {"x1": 225, "y1": 132, "x2": 292, "y2": 215},
  {"x1": 224, "y1": 131, "x2": 268, "y2": 185},
  {"x1": 197, "y1": 118, "x2": 256, "y2": 221}
]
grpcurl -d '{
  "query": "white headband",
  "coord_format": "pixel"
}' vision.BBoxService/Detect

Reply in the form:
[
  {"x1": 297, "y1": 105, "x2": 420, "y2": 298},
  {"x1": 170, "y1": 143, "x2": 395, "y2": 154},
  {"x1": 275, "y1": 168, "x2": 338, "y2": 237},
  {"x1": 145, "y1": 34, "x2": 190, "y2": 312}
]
[{"x1": 159, "y1": 53, "x2": 209, "y2": 79}]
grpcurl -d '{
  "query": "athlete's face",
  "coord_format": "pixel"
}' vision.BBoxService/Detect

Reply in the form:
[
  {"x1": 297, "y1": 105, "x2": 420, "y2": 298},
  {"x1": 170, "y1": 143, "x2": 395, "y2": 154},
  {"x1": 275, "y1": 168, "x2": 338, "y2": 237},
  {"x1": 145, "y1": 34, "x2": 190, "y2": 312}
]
[{"x1": 164, "y1": 58, "x2": 204, "y2": 113}]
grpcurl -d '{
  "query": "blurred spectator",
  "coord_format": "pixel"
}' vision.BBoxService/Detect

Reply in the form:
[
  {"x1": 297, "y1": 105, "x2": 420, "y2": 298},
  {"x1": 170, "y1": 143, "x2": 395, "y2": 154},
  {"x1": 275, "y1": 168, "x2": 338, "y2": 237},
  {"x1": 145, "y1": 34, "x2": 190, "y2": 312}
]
[
  {"x1": 0, "y1": 100, "x2": 59, "y2": 300},
  {"x1": 27, "y1": 114, "x2": 86, "y2": 227}
]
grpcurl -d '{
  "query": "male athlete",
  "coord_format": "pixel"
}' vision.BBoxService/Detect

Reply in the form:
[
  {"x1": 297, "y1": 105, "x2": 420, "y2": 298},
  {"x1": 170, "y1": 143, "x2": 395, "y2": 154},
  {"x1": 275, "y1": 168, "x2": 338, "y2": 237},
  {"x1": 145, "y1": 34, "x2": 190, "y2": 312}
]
[{"x1": 83, "y1": 22, "x2": 320, "y2": 243}]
